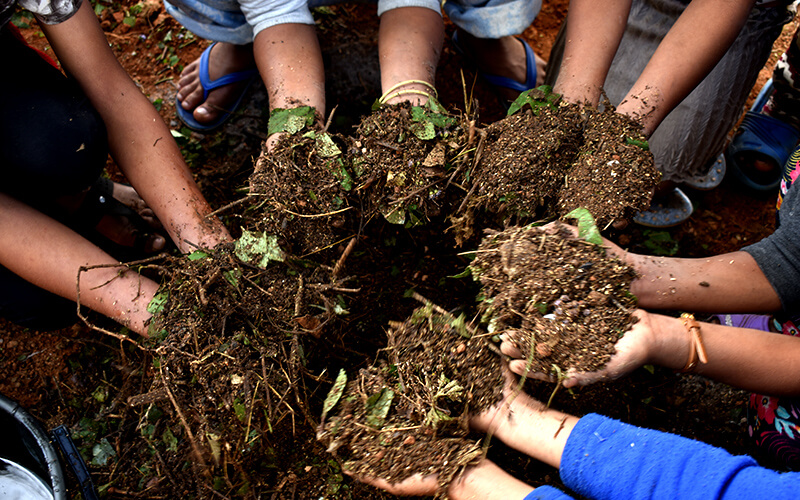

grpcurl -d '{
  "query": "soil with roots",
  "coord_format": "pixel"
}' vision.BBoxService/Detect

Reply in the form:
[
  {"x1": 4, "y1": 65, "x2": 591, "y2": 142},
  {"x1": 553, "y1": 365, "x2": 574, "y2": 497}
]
[{"x1": 1, "y1": 1, "x2": 794, "y2": 499}]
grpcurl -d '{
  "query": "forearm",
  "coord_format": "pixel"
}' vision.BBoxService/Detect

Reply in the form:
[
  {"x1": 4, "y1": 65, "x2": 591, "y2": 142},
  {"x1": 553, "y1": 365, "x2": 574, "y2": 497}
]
[
  {"x1": 553, "y1": 0, "x2": 630, "y2": 106},
  {"x1": 0, "y1": 194, "x2": 157, "y2": 335},
  {"x1": 481, "y1": 394, "x2": 578, "y2": 470},
  {"x1": 42, "y1": 3, "x2": 231, "y2": 252},
  {"x1": 626, "y1": 251, "x2": 780, "y2": 313},
  {"x1": 254, "y1": 23, "x2": 325, "y2": 115},
  {"x1": 645, "y1": 312, "x2": 800, "y2": 396},
  {"x1": 447, "y1": 460, "x2": 533, "y2": 500},
  {"x1": 616, "y1": 0, "x2": 754, "y2": 134},
  {"x1": 378, "y1": 7, "x2": 443, "y2": 105}
]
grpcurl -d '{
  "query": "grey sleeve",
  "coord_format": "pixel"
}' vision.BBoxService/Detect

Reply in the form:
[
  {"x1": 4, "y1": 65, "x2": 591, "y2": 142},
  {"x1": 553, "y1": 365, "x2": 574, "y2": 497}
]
[{"x1": 742, "y1": 186, "x2": 800, "y2": 313}]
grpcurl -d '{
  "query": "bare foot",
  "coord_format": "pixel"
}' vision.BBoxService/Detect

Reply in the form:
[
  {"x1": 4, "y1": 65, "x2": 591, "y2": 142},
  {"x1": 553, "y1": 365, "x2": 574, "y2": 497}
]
[
  {"x1": 457, "y1": 31, "x2": 546, "y2": 102},
  {"x1": 176, "y1": 42, "x2": 257, "y2": 126}
]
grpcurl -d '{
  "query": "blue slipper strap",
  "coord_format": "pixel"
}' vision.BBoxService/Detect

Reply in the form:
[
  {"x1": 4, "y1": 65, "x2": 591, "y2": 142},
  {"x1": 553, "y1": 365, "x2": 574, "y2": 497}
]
[
  {"x1": 198, "y1": 42, "x2": 259, "y2": 101},
  {"x1": 479, "y1": 37, "x2": 537, "y2": 93}
]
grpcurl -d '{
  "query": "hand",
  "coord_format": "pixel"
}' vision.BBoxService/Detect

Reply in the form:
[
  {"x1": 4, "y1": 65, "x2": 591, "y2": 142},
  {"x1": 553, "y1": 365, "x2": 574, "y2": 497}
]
[
  {"x1": 347, "y1": 470, "x2": 439, "y2": 496},
  {"x1": 501, "y1": 309, "x2": 656, "y2": 388}
]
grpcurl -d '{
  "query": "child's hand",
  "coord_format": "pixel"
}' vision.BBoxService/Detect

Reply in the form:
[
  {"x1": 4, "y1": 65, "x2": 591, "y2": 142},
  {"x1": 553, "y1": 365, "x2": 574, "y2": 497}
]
[
  {"x1": 501, "y1": 309, "x2": 655, "y2": 387},
  {"x1": 345, "y1": 469, "x2": 439, "y2": 496}
]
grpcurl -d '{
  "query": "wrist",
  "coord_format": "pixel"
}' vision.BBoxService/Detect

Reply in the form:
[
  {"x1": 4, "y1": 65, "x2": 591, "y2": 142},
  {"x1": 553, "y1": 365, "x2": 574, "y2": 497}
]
[{"x1": 647, "y1": 313, "x2": 691, "y2": 370}]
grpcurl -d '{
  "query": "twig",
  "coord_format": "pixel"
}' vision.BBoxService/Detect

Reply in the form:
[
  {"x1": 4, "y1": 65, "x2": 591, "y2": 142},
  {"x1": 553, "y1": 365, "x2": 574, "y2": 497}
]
[
  {"x1": 206, "y1": 196, "x2": 252, "y2": 218},
  {"x1": 159, "y1": 363, "x2": 210, "y2": 476},
  {"x1": 332, "y1": 237, "x2": 357, "y2": 280},
  {"x1": 283, "y1": 206, "x2": 352, "y2": 218},
  {"x1": 322, "y1": 105, "x2": 338, "y2": 134}
]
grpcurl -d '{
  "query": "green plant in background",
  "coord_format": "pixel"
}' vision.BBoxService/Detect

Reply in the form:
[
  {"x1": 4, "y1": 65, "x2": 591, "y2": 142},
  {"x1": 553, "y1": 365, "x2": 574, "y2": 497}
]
[{"x1": 642, "y1": 229, "x2": 679, "y2": 256}]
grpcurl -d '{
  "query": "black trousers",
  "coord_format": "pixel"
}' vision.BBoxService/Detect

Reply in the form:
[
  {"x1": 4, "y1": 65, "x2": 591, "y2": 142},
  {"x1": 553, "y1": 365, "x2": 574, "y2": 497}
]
[{"x1": 0, "y1": 26, "x2": 109, "y2": 330}]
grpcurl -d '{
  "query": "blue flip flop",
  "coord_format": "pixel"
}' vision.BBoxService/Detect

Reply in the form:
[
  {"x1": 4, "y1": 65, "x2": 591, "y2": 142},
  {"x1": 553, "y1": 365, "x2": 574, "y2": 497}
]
[
  {"x1": 175, "y1": 42, "x2": 259, "y2": 132},
  {"x1": 726, "y1": 79, "x2": 800, "y2": 191},
  {"x1": 451, "y1": 31, "x2": 538, "y2": 109}
]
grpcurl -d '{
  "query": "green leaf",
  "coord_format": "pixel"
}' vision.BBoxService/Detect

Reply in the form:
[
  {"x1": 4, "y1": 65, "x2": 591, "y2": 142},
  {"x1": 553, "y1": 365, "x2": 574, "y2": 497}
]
[
  {"x1": 233, "y1": 398, "x2": 247, "y2": 422},
  {"x1": 92, "y1": 385, "x2": 109, "y2": 403},
  {"x1": 268, "y1": 106, "x2": 315, "y2": 136},
  {"x1": 564, "y1": 208, "x2": 603, "y2": 245},
  {"x1": 410, "y1": 121, "x2": 436, "y2": 140},
  {"x1": 321, "y1": 369, "x2": 347, "y2": 421},
  {"x1": 162, "y1": 427, "x2": 178, "y2": 452},
  {"x1": 625, "y1": 137, "x2": 650, "y2": 151},
  {"x1": 382, "y1": 205, "x2": 406, "y2": 225},
  {"x1": 91, "y1": 438, "x2": 116, "y2": 466},
  {"x1": 507, "y1": 85, "x2": 561, "y2": 116},
  {"x1": 146, "y1": 288, "x2": 170, "y2": 315},
  {"x1": 123, "y1": 16, "x2": 136, "y2": 26},
  {"x1": 187, "y1": 250, "x2": 209, "y2": 261},
  {"x1": 316, "y1": 132, "x2": 341, "y2": 158},
  {"x1": 448, "y1": 267, "x2": 471, "y2": 279},
  {"x1": 365, "y1": 388, "x2": 394, "y2": 428},
  {"x1": 223, "y1": 269, "x2": 240, "y2": 287},
  {"x1": 235, "y1": 230, "x2": 285, "y2": 268}
]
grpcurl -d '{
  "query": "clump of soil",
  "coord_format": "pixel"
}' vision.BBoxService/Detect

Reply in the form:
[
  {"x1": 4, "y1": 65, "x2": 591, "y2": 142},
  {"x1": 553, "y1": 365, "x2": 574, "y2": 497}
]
[
  {"x1": 317, "y1": 297, "x2": 504, "y2": 493},
  {"x1": 458, "y1": 89, "x2": 659, "y2": 234},
  {"x1": 346, "y1": 101, "x2": 469, "y2": 226},
  {"x1": 557, "y1": 106, "x2": 659, "y2": 225},
  {"x1": 473, "y1": 92, "x2": 584, "y2": 217},
  {"x1": 120, "y1": 242, "x2": 347, "y2": 495},
  {"x1": 248, "y1": 116, "x2": 353, "y2": 257},
  {"x1": 470, "y1": 222, "x2": 639, "y2": 375}
]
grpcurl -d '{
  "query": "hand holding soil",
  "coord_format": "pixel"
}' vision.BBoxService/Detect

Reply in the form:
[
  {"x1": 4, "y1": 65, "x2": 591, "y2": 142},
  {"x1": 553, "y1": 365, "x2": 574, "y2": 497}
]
[{"x1": 502, "y1": 309, "x2": 654, "y2": 387}]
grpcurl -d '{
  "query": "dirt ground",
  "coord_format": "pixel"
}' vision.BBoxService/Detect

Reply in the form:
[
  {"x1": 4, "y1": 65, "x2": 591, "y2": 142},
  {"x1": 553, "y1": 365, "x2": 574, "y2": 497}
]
[{"x1": 3, "y1": 1, "x2": 800, "y2": 499}]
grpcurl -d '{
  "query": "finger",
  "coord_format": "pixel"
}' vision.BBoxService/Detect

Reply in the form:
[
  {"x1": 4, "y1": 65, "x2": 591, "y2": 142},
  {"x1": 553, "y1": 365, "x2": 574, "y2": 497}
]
[
  {"x1": 499, "y1": 340, "x2": 522, "y2": 358},
  {"x1": 507, "y1": 360, "x2": 556, "y2": 382}
]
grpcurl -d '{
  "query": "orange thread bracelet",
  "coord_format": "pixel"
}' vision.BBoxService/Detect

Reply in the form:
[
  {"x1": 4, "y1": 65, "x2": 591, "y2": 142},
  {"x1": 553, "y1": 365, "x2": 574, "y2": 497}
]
[{"x1": 679, "y1": 313, "x2": 708, "y2": 373}]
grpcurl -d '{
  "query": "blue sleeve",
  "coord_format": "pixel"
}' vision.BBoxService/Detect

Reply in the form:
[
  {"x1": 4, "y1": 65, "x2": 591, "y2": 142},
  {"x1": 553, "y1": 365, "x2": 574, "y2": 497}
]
[
  {"x1": 559, "y1": 413, "x2": 800, "y2": 500},
  {"x1": 523, "y1": 485, "x2": 575, "y2": 500}
]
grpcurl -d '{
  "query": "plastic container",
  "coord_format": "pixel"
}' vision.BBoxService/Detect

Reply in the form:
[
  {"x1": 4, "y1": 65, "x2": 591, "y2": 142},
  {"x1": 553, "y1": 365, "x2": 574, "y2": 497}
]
[{"x1": 0, "y1": 393, "x2": 66, "y2": 500}]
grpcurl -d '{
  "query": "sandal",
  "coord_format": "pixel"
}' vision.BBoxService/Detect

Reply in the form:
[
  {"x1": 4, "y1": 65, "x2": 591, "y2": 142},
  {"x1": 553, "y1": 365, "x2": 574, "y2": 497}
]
[
  {"x1": 175, "y1": 42, "x2": 259, "y2": 132},
  {"x1": 632, "y1": 187, "x2": 693, "y2": 228},
  {"x1": 451, "y1": 31, "x2": 538, "y2": 110},
  {"x1": 69, "y1": 178, "x2": 166, "y2": 262},
  {"x1": 682, "y1": 152, "x2": 726, "y2": 191},
  {"x1": 726, "y1": 79, "x2": 800, "y2": 191}
]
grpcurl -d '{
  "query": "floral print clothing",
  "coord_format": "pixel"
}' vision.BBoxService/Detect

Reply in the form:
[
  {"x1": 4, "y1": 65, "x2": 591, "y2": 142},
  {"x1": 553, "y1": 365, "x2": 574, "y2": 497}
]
[{"x1": 749, "y1": 321, "x2": 800, "y2": 470}]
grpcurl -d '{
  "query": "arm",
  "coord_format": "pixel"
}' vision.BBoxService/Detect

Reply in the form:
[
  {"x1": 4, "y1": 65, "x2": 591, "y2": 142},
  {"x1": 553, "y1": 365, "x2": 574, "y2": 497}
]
[
  {"x1": 625, "y1": 250, "x2": 781, "y2": 313},
  {"x1": 378, "y1": 6, "x2": 444, "y2": 105},
  {"x1": 555, "y1": 0, "x2": 754, "y2": 135},
  {"x1": 254, "y1": 23, "x2": 326, "y2": 115},
  {"x1": 554, "y1": 0, "x2": 631, "y2": 106},
  {"x1": 532, "y1": 309, "x2": 800, "y2": 396},
  {"x1": 0, "y1": 193, "x2": 157, "y2": 335},
  {"x1": 476, "y1": 389, "x2": 799, "y2": 500},
  {"x1": 616, "y1": 0, "x2": 755, "y2": 134},
  {"x1": 40, "y1": 2, "x2": 231, "y2": 253}
]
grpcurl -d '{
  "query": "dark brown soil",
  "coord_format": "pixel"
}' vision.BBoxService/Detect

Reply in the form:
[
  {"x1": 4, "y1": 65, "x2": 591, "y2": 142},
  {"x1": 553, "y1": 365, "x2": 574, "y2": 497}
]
[
  {"x1": 3, "y1": 2, "x2": 798, "y2": 499},
  {"x1": 471, "y1": 223, "x2": 638, "y2": 376},
  {"x1": 318, "y1": 298, "x2": 503, "y2": 495}
]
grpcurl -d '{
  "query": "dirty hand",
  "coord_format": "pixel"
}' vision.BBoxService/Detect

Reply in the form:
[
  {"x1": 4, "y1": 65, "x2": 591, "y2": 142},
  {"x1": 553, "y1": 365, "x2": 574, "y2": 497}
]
[
  {"x1": 347, "y1": 469, "x2": 439, "y2": 496},
  {"x1": 500, "y1": 309, "x2": 655, "y2": 388}
]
